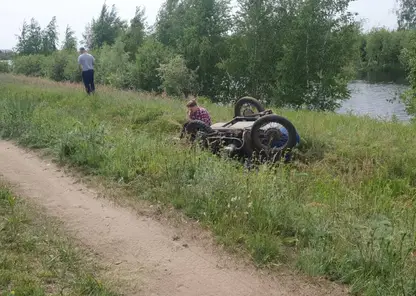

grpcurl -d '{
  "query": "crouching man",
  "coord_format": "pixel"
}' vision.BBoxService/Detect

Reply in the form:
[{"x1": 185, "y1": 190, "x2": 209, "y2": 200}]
[{"x1": 186, "y1": 99, "x2": 211, "y2": 126}]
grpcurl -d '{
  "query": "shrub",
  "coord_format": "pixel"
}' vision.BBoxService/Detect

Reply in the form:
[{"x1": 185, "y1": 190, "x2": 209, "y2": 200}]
[
  {"x1": 157, "y1": 55, "x2": 199, "y2": 97},
  {"x1": 12, "y1": 55, "x2": 46, "y2": 77},
  {"x1": 0, "y1": 61, "x2": 10, "y2": 73},
  {"x1": 132, "y1": 38, "x2": 172, "y2": 92},
  {"x1": 44, "y1": 51, "x2": 68, "y2": 81},
  {"x1": 95, "y1": 39, "x2": 133, "y2": 89}
]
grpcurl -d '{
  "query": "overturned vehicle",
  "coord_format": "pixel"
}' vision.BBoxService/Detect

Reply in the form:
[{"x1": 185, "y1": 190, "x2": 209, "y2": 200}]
[{"x1": 181, "y1": 97, "x2": 300, "y2": 163}]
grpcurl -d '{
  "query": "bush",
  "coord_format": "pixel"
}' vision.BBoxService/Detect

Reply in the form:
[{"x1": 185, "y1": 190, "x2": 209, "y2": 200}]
[
  {"x1": 95, "y1": 39, "x2": 133, "y2": 89},
  {"x1": 399, "y1": 31, "x2": 416, "y2": 119},
  {"x1": 63, "y1": 55, "x2": 82, "y2": 83},
  {"x1": 157, "y1": 55, "x2": 199, "y2": 97},
  {"x1": 12, "y1": 55, "x2": 46, "y2": 77},
  {"x1": 132, "y1": 38, "x2": 172, "y2": 92},
  {"x1": 44, "y1": 51, "x2": 68, "y2": 81},
  {"x1": 0, "y1": 61, "x2": 10, "y2": 73}
]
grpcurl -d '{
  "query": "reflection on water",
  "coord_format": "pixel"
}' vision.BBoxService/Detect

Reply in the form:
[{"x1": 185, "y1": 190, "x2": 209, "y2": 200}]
[{"x1": 338, "y1": 81, "x2": 411, "y2": 122}]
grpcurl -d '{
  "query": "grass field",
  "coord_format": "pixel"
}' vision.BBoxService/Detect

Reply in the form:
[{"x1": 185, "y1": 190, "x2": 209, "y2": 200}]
[
  {"x1": 0, "y1": 184, "x2": 120, "y2": 296},
  {"x1": 1, "y1": 74, "x2": 416, "y2": 296}
]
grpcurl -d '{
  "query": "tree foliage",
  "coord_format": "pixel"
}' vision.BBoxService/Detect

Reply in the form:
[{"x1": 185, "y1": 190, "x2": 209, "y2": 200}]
[
  {"x1": 11, "y1": 0, "x2": 416, "y2": 112},
  {"x1": 397, "y1": 0, "x2": 416, "y2": 30},
  {"x1": 221, "y1": 0, "x2": 359, "y2": 110},
  {"x1": 62, "y1": 25, "x2": 77, "y2": 51},
  {"x1": 83, "y1": 4, "x2": 126, "y2": 49},
  {"x1": 0, "y1": 50, "x2": 13, "y2": 60},
  {"x1": 157, "y1": 55, "x2": 199, "y2": 97},
  {"x1": 123, "y1": 6, "x2": 147, "y2": 60},
  {"x1": 15, "y1": 18, "x2": 43, "y2": 55},
  {"x1": 155, "y1": 0, "x2": 231, "y2": 98},
  {"x1": 42, "y1": 16, "x2": 59, "y2": 55},
  {"x1": 356, "y1": 28, "x2": 409, "y2": 83},
  {"x1": 14, "y1": 17, "x2": 59, "y2": 56},
  {"x1": 133, "y1": 38, "x2": 172, "y2": 92}
]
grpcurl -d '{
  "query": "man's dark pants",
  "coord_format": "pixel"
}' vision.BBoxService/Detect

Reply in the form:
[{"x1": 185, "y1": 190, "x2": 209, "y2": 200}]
[{"x1": 82, "y1": 69, "x2": 95, "y2": 95}]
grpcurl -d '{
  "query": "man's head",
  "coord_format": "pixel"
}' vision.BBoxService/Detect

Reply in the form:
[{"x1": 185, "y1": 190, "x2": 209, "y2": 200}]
[
  {"x1": 186, "y1": 99, "x2": 198, "y2": 113},
  {"x1": 79, "y1": 47, "x2": 86, "y2": 54}
]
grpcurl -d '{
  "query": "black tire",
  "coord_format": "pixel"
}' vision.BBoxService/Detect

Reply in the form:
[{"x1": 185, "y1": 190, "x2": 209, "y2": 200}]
[
  {"x1": 181, "y1": 120, "x2": 214, "y2": 145},
  {"x1": 234, "y1": 96, "x2": 265, "y2": 117},
  {"x1": 251, "y1": 115, "x2": 297, "y2": 153}
]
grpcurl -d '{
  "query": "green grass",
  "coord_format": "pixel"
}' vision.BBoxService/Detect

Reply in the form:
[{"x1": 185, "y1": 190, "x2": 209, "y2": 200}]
[
  {"x1": 1, "y1": 74, "x2": 416, "y2": 296},
  {"x1": 0, "y1": 184, "x2": 121, "y2": 296}
]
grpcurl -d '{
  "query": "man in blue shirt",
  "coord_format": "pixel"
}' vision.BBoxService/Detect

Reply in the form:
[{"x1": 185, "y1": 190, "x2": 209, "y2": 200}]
[{"x1": 78, "y1": 47, "x2": 95, "y2": 95}]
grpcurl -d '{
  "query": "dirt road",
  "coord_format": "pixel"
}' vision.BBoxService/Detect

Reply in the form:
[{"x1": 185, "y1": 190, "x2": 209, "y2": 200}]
[{"x1": 0, "y1": 140, "x2": 347, "y2": 296}]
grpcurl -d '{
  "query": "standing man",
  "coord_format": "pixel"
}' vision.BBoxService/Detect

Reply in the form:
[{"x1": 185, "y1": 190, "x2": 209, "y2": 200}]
[{"x1": 78, "y1": 47, "x2": 95, "y2": 95}]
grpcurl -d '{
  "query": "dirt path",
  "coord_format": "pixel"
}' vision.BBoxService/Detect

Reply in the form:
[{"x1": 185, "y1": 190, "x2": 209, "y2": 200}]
[{"x1": 0, "y1": 140, "x2": 347, "y2": 296}]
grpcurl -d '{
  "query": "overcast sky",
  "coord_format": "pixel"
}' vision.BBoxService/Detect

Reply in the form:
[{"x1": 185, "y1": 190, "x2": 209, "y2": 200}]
[{"x1": 0, "y1": 0, "x2": 400, "y2": 50}]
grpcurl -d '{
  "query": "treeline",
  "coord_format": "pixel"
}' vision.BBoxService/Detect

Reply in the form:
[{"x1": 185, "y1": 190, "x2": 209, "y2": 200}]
[
  {"x1": 0, "y1": 50, "x2": 13, "y2": 60},
  {"x1": 3, "y1": 0, "x2": 416, "y2": 112},
  {"x1": 356, "y1": 28, "x2": 415, "y2": 84}
]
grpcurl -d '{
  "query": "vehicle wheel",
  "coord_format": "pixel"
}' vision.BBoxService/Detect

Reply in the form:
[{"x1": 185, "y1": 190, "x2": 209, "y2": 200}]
[
  {"x1": 251, "y1": 115, "x2": 297, "y2": 155},
  {"x1": 182, "y1": 120, "x2": 214, "y2": 145},
  {"x1": 234, "y1": 97, "x2": 265, "y2": 117}
]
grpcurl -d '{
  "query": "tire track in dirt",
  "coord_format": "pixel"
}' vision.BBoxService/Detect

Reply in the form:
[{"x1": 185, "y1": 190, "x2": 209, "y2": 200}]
[{"x1": 0, "y1": 140, "x2": 347, "y2": 296}]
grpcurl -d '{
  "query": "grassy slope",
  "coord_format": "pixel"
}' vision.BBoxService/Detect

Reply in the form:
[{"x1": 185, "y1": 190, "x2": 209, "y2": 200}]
[
  {"x1": 1, "y1": 74, "x2": 416, "y2": 296},
  {"x1": 0, "y1": 184, "x2": 120, "y2": 296}
]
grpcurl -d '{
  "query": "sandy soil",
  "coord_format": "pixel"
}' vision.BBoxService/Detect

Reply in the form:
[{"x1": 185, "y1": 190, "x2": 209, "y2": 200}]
[{"x1": 0, "y1": 140, "x2": 348, "y2": 296}]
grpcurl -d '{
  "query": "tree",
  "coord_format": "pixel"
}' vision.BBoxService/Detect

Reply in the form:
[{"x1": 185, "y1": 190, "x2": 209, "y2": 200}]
[
  {"x1": 85, "y1": 3, "x2": 127, "y2": 49},
  {"x1": 81, "y1": 23, "x2": 93, "y2": 49},
  {"x1": 132, "y1": 38, "x2": 172, "y2": 92},
  {"x1": 274, "y1": 0, "x2": 360, "y2": 111},
  {"x1": 62, "y1": 25, "x2": 77, "y2": 51},
  {"x1": 399, "y1": 30, "x2": 416, "y2": 117},
  {"x1": 15, "y1": 18, "x2": 43, "y2": 55},
  {"x1": 95, "y1": 38, "x2": 132, "y2": 89},
  {"x1": 221, "y1": 0, "x2": 284, "y2": 99},
  {"x1": 222, "y1": 0, "x2": 360, "y2": 111},
  {"x1": 0, "y1": 50, "x2": 14, "y2": 60},
  {"x1": 397, "y1": 0, "x2": 416, "y2": 30},
  {"x1": 155, "y1": 0, "x2": 183, "y2": 49},
  {"x1": 123, "y1": 6, "x2": 147, "y2": 60},
  {"x1": 157, "y1": 55, "x2": 199, "y2": 97},
  {"x1": 155, "y1": 0, "x2": 231, "y2": 98},
  {"x1": 15, "y1": 20, "x2": 29, "y2": 54},
  {"x1": 42, "y1": 16, "x2": 59, "y2": 55}
]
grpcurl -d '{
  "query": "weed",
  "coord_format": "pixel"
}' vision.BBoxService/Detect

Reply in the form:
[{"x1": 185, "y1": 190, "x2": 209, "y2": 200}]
[{"x1": 0, "y1": 184, "x2": 120, "y2": 296}]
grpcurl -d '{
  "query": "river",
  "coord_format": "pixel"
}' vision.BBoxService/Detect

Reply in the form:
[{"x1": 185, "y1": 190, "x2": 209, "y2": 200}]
[{"x1": 339, "y1": 81, "x2": 411, "y2": 122}]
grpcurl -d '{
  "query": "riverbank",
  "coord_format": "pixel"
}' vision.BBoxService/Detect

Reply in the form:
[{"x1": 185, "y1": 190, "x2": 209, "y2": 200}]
[
  {"x1": 1, "y1": 74, "x2": 416, "y2": 296},
  {"x1": 0, "y1": 184, "x2": 120, "y2": 295}
]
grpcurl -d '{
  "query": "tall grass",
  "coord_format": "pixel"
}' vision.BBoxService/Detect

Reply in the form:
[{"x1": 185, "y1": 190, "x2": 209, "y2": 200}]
[
  {"x1": 1, "y1": 74, "x2": 416, "y2": 295},
  {"x1": 0, "y1": 185, "x2": 120, "y2": 295}
]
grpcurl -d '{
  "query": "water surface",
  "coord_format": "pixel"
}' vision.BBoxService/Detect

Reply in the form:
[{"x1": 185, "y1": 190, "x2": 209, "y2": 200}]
[{"x1": 339, "y1": 81, "x2": 411, "y2": 122}]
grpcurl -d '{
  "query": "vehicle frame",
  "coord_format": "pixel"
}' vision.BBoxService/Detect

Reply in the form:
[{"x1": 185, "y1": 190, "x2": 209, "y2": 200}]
[{"x1": 181, "y1": 97, "x2": 299, "y2": 163}]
